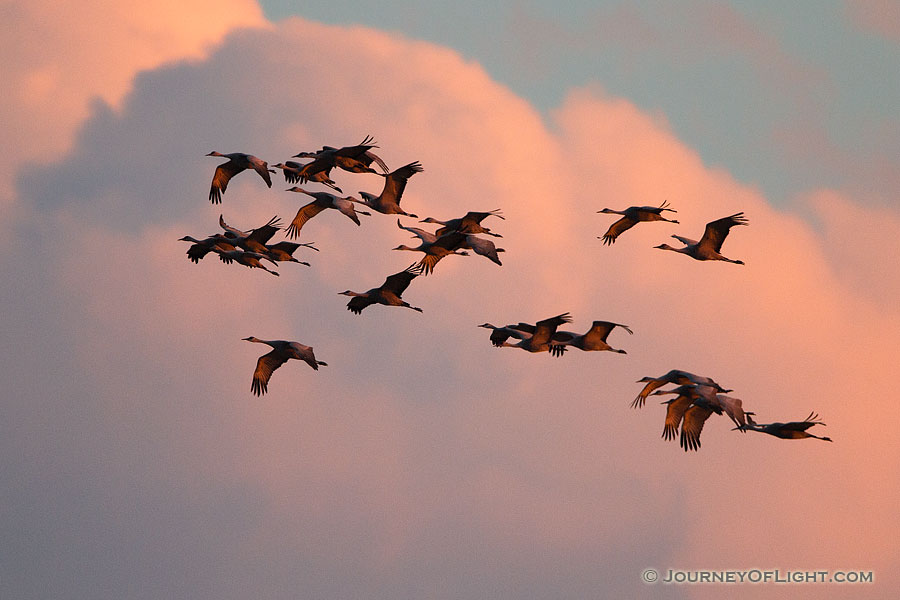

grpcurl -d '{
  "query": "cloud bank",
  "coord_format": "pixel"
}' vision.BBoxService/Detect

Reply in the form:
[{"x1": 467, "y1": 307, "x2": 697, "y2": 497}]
[{"x1": 3, "y1": 13, "x2": 898, "y2": 600}]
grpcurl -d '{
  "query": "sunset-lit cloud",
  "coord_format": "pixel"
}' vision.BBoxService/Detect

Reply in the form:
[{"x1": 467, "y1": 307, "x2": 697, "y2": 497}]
[
  {"x1": 0, "y1": 0, "x2": 264, "y2": 202},
  {"x1": 2, "y1": 11, "x2": 898, "y2": 600}
]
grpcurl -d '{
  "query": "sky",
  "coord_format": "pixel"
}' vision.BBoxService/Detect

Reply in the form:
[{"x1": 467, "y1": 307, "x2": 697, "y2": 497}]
[{"x1": 1, "y1": 2, "x2": 898, "y2": 599}]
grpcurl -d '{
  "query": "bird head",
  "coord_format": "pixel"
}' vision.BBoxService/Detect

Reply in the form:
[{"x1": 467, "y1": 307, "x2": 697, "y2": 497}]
[{"x1": 206, "y1": 151, "x2": 224, "y2": 157}]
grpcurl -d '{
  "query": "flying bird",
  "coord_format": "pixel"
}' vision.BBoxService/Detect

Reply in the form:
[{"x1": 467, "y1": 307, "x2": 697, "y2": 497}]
[
  {"x1": 243, "y1": 337, "x2": 327, "y2": 396},
  {"x1": 285, "y1": 187, "x2": 371, "y2": 239},
  {"x1": 357, "y1": 161, "x2": 423, "y2": 218},
  {"x1": 632, "y1": 369, "x2": 730, "y2": 409},
  {"x1": 293, "y1": 135, "x2": 389, "y2": 175},
  {"x1": 420, "y1": 209, "x2": 505, "y2": 238},
  {"x1": 485, "y1": 313, "x2": 573, "y2": 355},
  {"x1": 339, "y1": 264, "x2": 425, "y2": 314},
  {"x1": 393, "y1": 220, "x2": 468, "y2": 275},
  {"x1": 653, "y1": 384, "x2": 750, "y2": 430},
  {"x1": 597, "y1": 201, "x2": 679, "y2": 245},
  {"x1": 550, "y1": 321, "x2": 633, "y2": 354},
  {"x1": 736, "y1": 412, "x2": 832, "y2": 442},
  {"x1": 178, "y1": 234, "x2": 237, "y2": 263},
  {"x1": 654, "y1": 212, "x2": 748, "y2": 264},
  {"x1": 206, "y1": 151, "x2": 273, "y2": 204}
]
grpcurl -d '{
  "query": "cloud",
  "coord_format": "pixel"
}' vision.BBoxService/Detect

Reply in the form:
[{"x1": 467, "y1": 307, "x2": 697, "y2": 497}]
[
  {"x1": 3, "y1": 15, "x2": 899, "y2": 600},
  {"x1": 847, "y1": 0, "x2": 900, "y2": 41},
  {"x1": 0, "y1": 0, "x2": 264, "y2": 206}
]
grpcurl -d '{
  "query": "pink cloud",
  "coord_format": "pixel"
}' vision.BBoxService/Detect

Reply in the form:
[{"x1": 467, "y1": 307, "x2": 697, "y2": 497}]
[
  {"x1": 847, "y1": 0, "x2": 900, "y2": 41},
  {"x1": 0, "y1": 0, "x2": 265, "y2": 203},
  {"x1": 5, "y1": 16, "x2": 900, "y2": 599}
]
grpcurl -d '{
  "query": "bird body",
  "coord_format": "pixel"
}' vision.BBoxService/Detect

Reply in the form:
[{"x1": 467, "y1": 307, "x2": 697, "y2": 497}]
[
  {"x1": 206, "y1": 151, "x2": 273, "y2": 203},
  {"x1": 243, "y1": 337, "x2": 326, "y2": 396}
]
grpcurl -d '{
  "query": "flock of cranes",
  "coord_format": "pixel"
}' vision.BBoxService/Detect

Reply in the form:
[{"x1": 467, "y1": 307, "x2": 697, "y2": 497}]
[{"x1": 184, "y1": 136, "x2": 832, "y2": 449}]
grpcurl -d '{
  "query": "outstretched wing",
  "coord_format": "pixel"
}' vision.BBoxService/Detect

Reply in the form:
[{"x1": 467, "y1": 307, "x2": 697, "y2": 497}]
[
  {"x1": 464, "y1": 235, "x2": 503, "y2": 266},
  {"x1": 600, "y1": 216, "x2": 638, "y2": 245},
  {"x1": 286, "y1": 201, "x2": 327, "y2": 239},
  {"x1": 531, "y1": 313, "x2": 573, "y2": 346},
  {"x1": 251, "y1": 350, "x2": 288, "y2": 396},
  {"x1": 680, "y1": 404, "x2": 715, "y2": 451},
  {"x1": 397, "y1": 218, "x2": 437, "y2": 243},
  {"x1": 663, "y1": 395, "x2": 692, "y2": 441},
  {"x1": 699, "y1": 212, "x2": 748, "y2": 253},
  {"x1": 584, "y1": 321, "x2": 632, "y2": 343},
  {"x1": 251, "y1": 161, "x2": 273, "y2": 188},
  {"x1": 209, "y1": 161, "x2": 242, "y2": 204},
  {"x1": 382, "y1": 161, "x2": 423, "y2": 205},
  {"x1": 247, "y1": 216, "x2": 282, "y2": 245},
  {"x1": 382, "y1": 264, "x2": 423, "y2": 296}
]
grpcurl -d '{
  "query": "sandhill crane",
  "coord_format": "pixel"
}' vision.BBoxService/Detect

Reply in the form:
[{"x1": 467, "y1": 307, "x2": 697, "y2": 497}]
[
  {"x1": 285, "y1": 187, "x2": 371, "y2": 239},
  {"x1": 293, "y1": 135, "x2": 389, "y2": 174},
  {"x1": 339, "y1": 264, "x2": 425, "y2": 314},
  {"x1": 179, "y1": 234, "x2": 237, "y2": 263},
  {"x1": 736, "y1": 412, "x2": 832, "y2": 442},
  {"x1": 478, "y1": 321, "x2": 570, "y2": 357},
  {"x1": 242, "y1": 337, "x2": 327, "y2": 396},
  {"x1": 272, "y1": 161, "x2": 342, "y2": 193},
  {"x1": 357, "y1": 161, "x2": 423, "y2": 217},
  {"x1": 653, "y1": 384, "x2": 750, "y2": 430},
  {"x1": 486, "y1": 313, "x2": 573, "y2": 355},
  {"x1": 655, "y1": 212, "x2": 748, "y2": 264},
  {"x1": 632, "y1": 369, "x2": 730, "y2": 408},
  {"x1": 393, "y1": 220, "x2": 468, "y2": 275},
  {"x1": 206, "y1": 151, "x2": 273, "y2": 204},
  {"x1": 218, "y1": 214, "x2": 316, "y2": 264},
  {"x1": 212, "y1": 248, "x2": 279, "y2": 276},
  {"x1": 597, "y1": 201, "x2": 679, "y2": 245},
  {"x1": 551, "y1": 321, "x2": 633, "y2": 354},
  {"x1": 421, "y1": 209, "x2": 505, "y2": 238}
]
